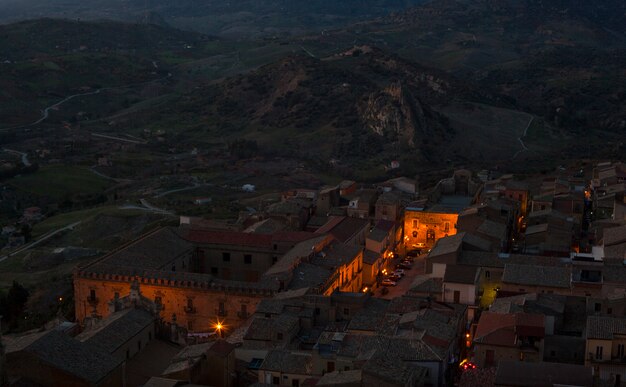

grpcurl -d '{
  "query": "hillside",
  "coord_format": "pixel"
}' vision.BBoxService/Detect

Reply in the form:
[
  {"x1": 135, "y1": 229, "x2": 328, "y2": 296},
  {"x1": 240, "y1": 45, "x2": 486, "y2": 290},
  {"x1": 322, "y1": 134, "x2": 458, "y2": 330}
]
[
  {"x1": 0, "y1": 19, "x2": 213, "y2": 126},
  {"x1": 122, "y1": 47, "x2": 547, "y2": 175},
  {"x1": 311, "y1": 0, "x2": 626, "y2": 135},
  {"x1": 0, "y1": 0, "x2": 429, "y2": 38}
]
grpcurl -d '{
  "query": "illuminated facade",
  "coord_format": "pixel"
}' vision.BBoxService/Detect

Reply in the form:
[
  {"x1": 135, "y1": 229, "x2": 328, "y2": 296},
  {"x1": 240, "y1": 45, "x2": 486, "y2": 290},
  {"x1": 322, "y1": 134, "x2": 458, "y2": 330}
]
[{"x1": 404, "y1": 207, "x2": 459, "y2": 249}]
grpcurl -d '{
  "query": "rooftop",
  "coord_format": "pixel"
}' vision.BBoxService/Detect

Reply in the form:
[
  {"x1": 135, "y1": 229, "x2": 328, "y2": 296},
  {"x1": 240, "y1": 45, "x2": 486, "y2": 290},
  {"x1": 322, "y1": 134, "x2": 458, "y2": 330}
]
[
  {"x1": 77, "y1": 308, "x2": 154, "y2": 354},
  {"x1": 5, "y1": 330, "x2": 122, "y2": 385},
  {"x1": 444, "y1": 265, "x2": 479, "y2": 285},
  {"x1": 260, "y1": 350, "x2": 313, "y2": 375},
  {"x1": 586, "y1": 315, "x2": 626, "y2": 340},
  {"x1": 474, "y1": 312, "x2": 545, "y2": 346},
  {"x1": 502, "y1": 263, "x2": 571, "y2": 289}
]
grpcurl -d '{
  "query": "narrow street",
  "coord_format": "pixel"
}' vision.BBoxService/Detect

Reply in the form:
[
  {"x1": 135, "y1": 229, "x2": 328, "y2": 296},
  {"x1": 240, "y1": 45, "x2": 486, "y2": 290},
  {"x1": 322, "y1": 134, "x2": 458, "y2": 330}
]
[{"x1": 374, "y1": 253, "x2": 427, "y2": 299}]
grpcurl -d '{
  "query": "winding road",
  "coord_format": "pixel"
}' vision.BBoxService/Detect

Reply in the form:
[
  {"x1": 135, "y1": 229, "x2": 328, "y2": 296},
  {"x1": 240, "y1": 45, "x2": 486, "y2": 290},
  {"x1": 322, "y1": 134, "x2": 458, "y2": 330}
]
[
  {"x1": 0, "y1": 69, "x2": 171, "y2": 132},
  {"x1": 512, "y1": 115, "x2": 534, "y2": 160},
  {"x1": 0, "y1": 221, "x2": 82, "y2": 262}
]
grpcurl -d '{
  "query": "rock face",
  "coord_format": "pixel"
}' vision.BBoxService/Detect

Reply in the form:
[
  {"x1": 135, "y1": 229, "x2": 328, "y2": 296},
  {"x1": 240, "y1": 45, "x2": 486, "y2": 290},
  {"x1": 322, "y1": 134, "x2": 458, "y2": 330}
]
[{"x1": 361, "y1": 82, "x2": 438, "y2": 148}]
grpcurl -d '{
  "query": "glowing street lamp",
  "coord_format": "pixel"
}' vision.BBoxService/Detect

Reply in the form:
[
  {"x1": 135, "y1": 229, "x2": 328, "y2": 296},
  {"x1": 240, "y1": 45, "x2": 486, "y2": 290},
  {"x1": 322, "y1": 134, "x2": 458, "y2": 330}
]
[{"x1": 213, "y1": 319, "x2": 226, "y2": 338}]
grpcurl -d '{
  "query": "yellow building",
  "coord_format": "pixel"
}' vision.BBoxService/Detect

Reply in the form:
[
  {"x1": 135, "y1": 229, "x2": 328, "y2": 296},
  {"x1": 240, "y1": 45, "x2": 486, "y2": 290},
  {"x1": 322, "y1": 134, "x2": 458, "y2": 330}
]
[{"x1": 404, "y1": 206, "x2": 459, "y2": 249}]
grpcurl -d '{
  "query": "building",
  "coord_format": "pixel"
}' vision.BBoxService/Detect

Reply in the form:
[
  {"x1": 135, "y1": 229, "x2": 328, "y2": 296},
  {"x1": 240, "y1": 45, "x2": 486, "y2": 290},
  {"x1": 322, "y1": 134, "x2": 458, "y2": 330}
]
[
  {"x1": 74, "y1": 226, "x2": 334, "y2": 334},
  {"x1": 472, "y1": 312, "x2": 545, "y2": 368},
  {"x1": 493, "y1": 361, "x2": 593, "y2": 387},
  {"x1": 161, "y1": 340, "x2": 236, "y2": 386},
  {"x1": 584, "y1": 315, "x2": 626, "y2": 385}
]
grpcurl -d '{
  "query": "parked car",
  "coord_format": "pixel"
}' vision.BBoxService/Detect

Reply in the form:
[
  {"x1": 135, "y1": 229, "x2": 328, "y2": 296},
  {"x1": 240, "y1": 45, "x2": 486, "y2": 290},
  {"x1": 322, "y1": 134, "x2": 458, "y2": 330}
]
[
  {"x1": 388, "y1": 274, "x2": 402, "y2": 281},
  {"x1": 407, "y1": 249, "x2": 421, "y2": 257},
  {"x1": 394, "y1": 269, "x2": 405, "y2": 277},
  {"x1": 397, "y1": 262, "x2": 412, "y2": 270},
  {"x1": 381, "y1": 279, "x2": 397, "y2": 286}
]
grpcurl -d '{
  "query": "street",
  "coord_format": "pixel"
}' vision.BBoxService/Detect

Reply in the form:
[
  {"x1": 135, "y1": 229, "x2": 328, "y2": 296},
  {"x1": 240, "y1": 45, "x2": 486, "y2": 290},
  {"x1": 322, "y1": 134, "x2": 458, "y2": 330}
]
[{"x1": 374, "y1": 253, "x2": 427, "y2": 299}]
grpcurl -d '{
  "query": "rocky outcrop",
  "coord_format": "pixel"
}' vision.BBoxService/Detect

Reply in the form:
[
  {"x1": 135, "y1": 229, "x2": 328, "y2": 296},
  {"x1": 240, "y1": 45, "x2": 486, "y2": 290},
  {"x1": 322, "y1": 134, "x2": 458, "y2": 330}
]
[{"x1": 360, "y1": 82, "x2": 434, "y2": 147}]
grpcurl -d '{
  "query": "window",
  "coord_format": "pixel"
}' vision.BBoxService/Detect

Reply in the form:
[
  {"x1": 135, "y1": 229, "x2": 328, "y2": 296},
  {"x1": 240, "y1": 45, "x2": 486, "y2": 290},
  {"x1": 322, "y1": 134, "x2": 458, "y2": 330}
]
[
  {"x1": 188, "y1": 320, "x2": 193, "y2": 331},
  {"x1": 327, "y1": 361, "x2": 335, "y2": 373},
  {"x1": 219, "y1": 302, "x2": 225, "y2": 315},
  {"x1": 595, "y1": 303, "x2": 601, "y2": 312},
  {"x1": 485, "y1": 270, "x2": 491, "y2": 279},
  {"x1": 273, "y1": 244, "x2": 278, "y2": 250},
  {"x1": 277, "y1": 333, "x2": 283, "y2": 340},
  {"x1": 550, "y1": 350, "x2": 556, "y2": 357},
  {"x1": 273, "y1": 256, "x2": 278, "y2": 263},
  {"x1": 596, "y1": 346, "x2": 603, "y2": 360},
  {"x1": 343, "y1": 308, "x2": 350, "y2": 316},
  {"x1": 292, "y1": 380, "x2": 300, "y2": 387},
  {"x1": 187, "y1": 298, "x2": 194, "y2": 309},
  {"x1": 608, "y1": 308, "x2": 613, "y2": 315},
  {"x1": 155, "y1": 296, "x2": 162, "y2": 305},
  {"x1": 114, "y1": 292, "x2": 119, "y2": 299},
  {"x1": 211, "y1": 267, "x2": 218, "y2": 274},
  {"x1": 619, "y1": 344, "x2": 625, "y2": 358},
  {"x1": 148, "y1": 332, "x2": 152, "y2": 341},
  {"x1": 89, "y1": 289, "x2": 96, "y2": 300},
  {"x1": 345, "y1": 366, "x2": 350, "y2": 371},
  {"x1": 444, "y1": 222, "x2": 450, "y2": 233},
  {"x1": 138, "y1": 340, "x2": 142, "y2": 351},
  {"x1": 126, "y1": 349, "x2": 130, "y2": 359},
  {"x1": 244, "y1": 254, "x2": 252, "y2": 264},
  {"x1": 241, "y1": 304, "x2": 247, "y2": 315},
  {"x1": 273, "y1": 376, "x2": 279, "y2": 385},
  {"x1": 171, "y1": 264, "x2": 176, "y2": 271},
  {"x1": 315, "y1": 307, "x2": 320, "y2": 315},
  {"x1": 412, "y1": 231, "x2": 417, "y2": 238},
  {"x1": 222, "y1": 252, "x2": 230, "y2": 262}
]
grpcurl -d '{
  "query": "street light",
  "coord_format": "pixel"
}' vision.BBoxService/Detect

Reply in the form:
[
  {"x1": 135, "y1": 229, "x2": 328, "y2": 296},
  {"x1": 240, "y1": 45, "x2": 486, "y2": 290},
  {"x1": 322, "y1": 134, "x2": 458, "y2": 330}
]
[{"x1": 213, "y1": 319, "x2": 226, "y2": 338}]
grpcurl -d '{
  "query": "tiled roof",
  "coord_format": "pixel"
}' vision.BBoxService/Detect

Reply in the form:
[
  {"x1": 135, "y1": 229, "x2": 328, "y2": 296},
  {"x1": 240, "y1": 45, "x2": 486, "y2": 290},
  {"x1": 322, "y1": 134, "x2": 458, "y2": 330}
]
[
  {"x1": 5, "y1": 330, "x2": 122, "y2": 384},
  {"x1": 312, "y1": 242, "x2": 362, "y2": 269},
  {"x1": 477, "y1": 219, "x2": 507, "y2": 241},
  {"x1": 184, "y1": 229, "x2": 273, "y2": 248},
  {"x1": 525, "y1": 223, "x2": 549, "y2": 235},
  {"x1": 502, "y1": 263, "x2": 571, "y2": 288},
  {"x1": 87, "y1": 227, "x2": 192, "y2": 272},
  {"x1": 586, "y1": 315, "x2": 626, "y2": 340},
  {"x1": 363, "y1": 355, "x2": 427, "y2": 386},
  {"x1": 77, "y1": 308, "x2": 154, "y2": 354},
  {"x1": 287, "y1": 262, "x2": 331, "y2": 290},
  {"x1": 603, "y1": 225, "x2": 626, "y2": 246},
  {"x1": 367, "y1": 228, "x2": 388, "y2": 243},
  {"x1": 348, "y1": 298, "x2": 391, "y2": 332},
  {"x1": 260, "y1": 350, "x2": 313, "y2": 374},
  {"x1": 315, "y1": 216, "x2": 346, "y2": 234},
  {"x1": 409, "y1": 276, "x2": 443, "y2": 294},
  {"x1": 444, "y1": 265, "x2": 479, "y2": 284},
  {"x1": 328, "y1": 217, "x2": 370, "y2": 243},
  {"x1": 244, "y1": 315, "x2": 299, "y2": 341},
  {"x1": 317, "y1": 369, "x2": 362, "y2": 386},
  {"x1": 374, "y1": 219, "x2": 396, "y2": 232},
  {"x1": 474, "y1": 312, "x2": 545, "y2": 346},
  {"x1": 363, "y1": 250, "x2": 381, "y2": 265}
]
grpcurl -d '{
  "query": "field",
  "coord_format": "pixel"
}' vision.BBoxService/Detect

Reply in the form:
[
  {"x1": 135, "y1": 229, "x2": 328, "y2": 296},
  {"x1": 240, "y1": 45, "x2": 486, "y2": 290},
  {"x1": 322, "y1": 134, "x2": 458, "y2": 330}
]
[{"x1": 7, "y1": 165, "x2": 113, "y2": 200}]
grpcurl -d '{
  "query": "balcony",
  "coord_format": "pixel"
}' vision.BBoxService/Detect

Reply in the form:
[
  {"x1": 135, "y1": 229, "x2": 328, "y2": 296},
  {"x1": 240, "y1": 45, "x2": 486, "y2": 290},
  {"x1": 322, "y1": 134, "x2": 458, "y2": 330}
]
[{"x1": 184, "y1": 306, "x2": 197, "y2": 314}]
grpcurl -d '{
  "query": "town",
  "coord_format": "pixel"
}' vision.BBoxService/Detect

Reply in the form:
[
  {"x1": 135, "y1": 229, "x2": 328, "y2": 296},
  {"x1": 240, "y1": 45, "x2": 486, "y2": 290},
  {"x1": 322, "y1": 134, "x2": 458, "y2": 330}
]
[{"x1": 1, "y1": 159, "x2": 625, "y2": 387}]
